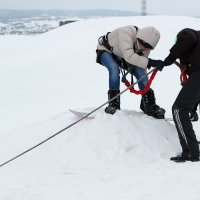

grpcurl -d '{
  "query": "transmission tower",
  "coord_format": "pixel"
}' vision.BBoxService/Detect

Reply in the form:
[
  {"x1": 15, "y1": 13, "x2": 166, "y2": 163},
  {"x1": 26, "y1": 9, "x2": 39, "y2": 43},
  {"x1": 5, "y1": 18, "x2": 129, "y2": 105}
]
[{"x1": 141, "y1": 0, "x2": 147, "y2": 16}]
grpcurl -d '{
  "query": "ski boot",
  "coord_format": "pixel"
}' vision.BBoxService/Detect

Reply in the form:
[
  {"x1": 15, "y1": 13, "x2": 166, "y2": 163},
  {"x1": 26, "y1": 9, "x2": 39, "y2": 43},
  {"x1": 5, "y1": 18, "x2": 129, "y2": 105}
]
[
  {"x1": 105, "y1": 89, "x2": 120, "y2": 114},
  {"x1": 190, "y1": 104, "x2": 199, "y2": 122},
  {"x1": 190, "y1": 111, "x2": 198, "y2": 122},
  {"x1": 140, "y1": 88, "x2": 165, "y2": 119},
  {"x1": 170, "y1": 152, "x2": 199, "y2": 163}
]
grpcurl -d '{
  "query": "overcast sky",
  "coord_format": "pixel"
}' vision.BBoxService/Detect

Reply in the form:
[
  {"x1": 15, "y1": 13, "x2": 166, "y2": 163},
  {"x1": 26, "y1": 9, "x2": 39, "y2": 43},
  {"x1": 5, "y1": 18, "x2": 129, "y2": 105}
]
[{"x1": 0, "y1": 0, "x2": 199, "y2": 17}]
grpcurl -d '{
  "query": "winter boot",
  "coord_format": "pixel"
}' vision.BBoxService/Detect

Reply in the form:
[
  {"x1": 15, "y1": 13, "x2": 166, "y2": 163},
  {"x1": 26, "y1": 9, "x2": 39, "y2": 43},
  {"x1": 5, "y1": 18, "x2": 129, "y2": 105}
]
[
  {"x1": 190, "y1": 111, "x2": 198, "y2": 122},
  {"x1": 105, "y1": 89, "x2": 120, "y2": 114},
  {"x1": 140, "y1": 88, "x2": 165, "y2": 119},
  {"x1": 170, "y1": 152, "x2": 199, "y2": 163}
]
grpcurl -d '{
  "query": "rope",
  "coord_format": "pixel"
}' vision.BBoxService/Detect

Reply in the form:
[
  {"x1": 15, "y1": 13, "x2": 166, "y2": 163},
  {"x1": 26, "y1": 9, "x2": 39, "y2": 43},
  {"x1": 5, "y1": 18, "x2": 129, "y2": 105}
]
[
  {"x1": 173, "y1": 61, "x2": 188, "y2": 84},
  {"x1": 122, "y1": 69, "x2": 158, "y2": 95},
  {"x1": 122, "y1": 61, "x2": 188, "y2": 95},
  {"x1": 0, "y1": 68, "x2": 157, "y2": 168}
]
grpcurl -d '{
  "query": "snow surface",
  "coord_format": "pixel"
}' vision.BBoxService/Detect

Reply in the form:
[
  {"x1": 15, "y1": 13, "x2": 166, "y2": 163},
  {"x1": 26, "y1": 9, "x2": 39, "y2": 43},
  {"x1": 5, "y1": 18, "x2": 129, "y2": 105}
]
[{"x1": 0, "y1": 16, "x2": 200, "y2": 200}]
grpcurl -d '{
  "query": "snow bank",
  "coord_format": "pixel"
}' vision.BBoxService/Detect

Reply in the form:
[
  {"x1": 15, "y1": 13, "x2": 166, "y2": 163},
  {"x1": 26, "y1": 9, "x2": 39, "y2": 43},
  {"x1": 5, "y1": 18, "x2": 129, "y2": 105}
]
[{"x1": 0, "y1": 16, "x2": 200, "y2": 200}]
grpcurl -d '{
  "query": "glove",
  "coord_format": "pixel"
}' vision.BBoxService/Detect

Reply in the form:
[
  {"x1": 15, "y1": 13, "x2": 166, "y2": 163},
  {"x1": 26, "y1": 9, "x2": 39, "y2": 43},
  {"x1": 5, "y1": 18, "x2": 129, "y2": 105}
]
[
  {"x1": 147, "y1": 58, "x2": 165, "y2": 71},
  {"x1": 164, "y1": 54, "x2": 176, "y2": 66}
]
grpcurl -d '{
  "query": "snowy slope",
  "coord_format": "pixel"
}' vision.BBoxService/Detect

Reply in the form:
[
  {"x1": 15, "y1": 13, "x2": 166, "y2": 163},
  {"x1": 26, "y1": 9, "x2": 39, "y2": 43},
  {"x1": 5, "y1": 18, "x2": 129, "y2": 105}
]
[{"x1": 0, "y1": 16, "x2": 200, "y2": 200}]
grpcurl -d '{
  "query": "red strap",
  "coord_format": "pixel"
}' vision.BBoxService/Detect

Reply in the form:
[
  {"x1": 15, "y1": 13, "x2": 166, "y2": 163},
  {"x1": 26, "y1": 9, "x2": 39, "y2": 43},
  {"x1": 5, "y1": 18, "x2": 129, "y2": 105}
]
[
  {"x1": 123, "y1": 61, "x2": 188, "y2": 95},
  {"x1": 174, "y1": 61, "x2": 188, "y2": 83},
  {"x1": 124, "y1": 69, "x2": 158, "y2": 95}
]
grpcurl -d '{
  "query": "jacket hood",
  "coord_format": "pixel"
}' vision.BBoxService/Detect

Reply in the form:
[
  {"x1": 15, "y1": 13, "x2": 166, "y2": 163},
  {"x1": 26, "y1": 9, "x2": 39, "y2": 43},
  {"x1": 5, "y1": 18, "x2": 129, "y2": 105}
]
[{"x1": 136, "y1": 26, "x2": 160, "y2": 49}]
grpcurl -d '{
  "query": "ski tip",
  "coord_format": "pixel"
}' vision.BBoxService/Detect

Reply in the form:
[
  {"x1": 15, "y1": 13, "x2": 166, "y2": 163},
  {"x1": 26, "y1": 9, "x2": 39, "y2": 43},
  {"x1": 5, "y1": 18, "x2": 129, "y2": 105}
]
[{"x1": 69, "y1": 109, "x2": 95, "y2": 119}]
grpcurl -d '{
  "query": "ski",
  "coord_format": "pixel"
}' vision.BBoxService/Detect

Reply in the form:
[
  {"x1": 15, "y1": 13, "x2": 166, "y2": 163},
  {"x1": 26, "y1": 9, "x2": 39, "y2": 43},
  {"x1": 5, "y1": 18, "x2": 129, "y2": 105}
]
[
  {"x1": 69, "y1": 109, "x2": 95, "y2": 119},
  {"x1": 69, "y1": 109, "x2": 174, "y2": 121}
]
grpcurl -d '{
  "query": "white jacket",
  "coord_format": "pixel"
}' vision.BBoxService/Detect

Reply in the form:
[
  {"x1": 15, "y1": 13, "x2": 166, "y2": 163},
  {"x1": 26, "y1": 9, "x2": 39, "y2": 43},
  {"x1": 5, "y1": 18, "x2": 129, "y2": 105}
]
[{"x1": 97, "y1": 25, "x2": 160, "y2": 69}]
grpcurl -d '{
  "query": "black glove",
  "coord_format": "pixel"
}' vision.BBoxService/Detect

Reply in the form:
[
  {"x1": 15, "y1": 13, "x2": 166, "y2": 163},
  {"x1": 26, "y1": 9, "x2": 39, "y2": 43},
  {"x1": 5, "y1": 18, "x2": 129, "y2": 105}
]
[
  {"x1": 147, "y1": 58, "x2": 165, "y2": 71},
  {"x1": 164, "y1": 54, "x2": 176, "y2": 66}
]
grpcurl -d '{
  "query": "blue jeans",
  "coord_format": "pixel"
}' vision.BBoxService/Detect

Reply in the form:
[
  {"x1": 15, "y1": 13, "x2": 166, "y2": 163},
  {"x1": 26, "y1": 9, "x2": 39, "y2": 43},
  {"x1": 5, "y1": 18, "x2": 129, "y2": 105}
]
[{"x1": 100, "y1": 51, "x2": 148, "y2": 90}]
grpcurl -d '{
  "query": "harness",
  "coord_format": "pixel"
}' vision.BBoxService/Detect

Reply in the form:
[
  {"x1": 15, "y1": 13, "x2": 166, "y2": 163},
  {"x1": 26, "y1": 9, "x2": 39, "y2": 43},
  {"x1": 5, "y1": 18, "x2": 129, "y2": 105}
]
[
  {"x1": 120, "y1": 68, "x2": 158, "y2": 95},
  {"x1": 98, "y1": 32, "x2": 113, "y2": 51}
]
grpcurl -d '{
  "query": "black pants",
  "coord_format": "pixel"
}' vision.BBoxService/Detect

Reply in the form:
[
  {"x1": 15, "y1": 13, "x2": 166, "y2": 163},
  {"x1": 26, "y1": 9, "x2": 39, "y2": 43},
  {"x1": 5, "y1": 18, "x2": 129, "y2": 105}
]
[{"x1": 172, "y1": 71, "x2": 200, "y2": 158}]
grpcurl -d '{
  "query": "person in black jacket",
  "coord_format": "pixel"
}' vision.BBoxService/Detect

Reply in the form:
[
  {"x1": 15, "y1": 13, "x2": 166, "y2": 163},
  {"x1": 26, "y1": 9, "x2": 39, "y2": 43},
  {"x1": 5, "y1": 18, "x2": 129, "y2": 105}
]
[{"x1": 164, "y1": 28, "x2": 200, "y2": 162}]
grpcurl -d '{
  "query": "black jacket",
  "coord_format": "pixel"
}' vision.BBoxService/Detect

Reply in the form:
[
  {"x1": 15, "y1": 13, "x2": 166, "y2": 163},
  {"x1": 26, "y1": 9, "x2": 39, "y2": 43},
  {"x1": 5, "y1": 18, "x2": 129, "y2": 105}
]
[{"x1": 167, "y1": 28, "x2": 200, "y2": 74}]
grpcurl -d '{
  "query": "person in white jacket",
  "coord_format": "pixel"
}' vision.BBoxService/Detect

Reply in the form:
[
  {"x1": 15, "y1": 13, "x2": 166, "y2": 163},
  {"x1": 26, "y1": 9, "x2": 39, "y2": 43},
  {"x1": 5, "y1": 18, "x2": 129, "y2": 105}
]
[{"x1": 96, "y1": 25, "x2": 165, "y2": 118}]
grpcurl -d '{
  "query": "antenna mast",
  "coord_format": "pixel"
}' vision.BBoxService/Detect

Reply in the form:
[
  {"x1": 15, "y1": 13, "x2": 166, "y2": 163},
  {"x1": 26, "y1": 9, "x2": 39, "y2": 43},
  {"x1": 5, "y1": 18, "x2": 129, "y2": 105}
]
[{"x1": 141, "y1": 0, "x2": 147, "y2": 16}]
